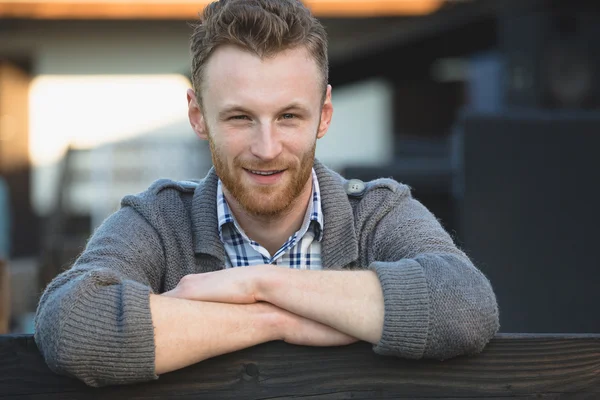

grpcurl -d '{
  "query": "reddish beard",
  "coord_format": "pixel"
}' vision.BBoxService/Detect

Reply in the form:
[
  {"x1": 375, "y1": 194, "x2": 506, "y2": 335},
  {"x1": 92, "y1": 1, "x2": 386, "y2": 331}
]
[{"x1": 208, "y1": 136, "x2": 316, "y2": 218}]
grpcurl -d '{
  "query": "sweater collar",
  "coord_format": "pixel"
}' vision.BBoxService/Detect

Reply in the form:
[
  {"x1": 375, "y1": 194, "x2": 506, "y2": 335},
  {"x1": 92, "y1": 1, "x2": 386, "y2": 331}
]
[{"x1": 191, "y1": 159, "x2": 358, "y2": 269}]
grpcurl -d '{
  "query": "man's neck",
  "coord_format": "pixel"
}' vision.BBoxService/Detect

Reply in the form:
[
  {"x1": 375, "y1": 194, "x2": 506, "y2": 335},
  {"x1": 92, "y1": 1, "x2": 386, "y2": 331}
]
[{"x1": 224, "y1": 178, "x2": 313, "y2": 256}]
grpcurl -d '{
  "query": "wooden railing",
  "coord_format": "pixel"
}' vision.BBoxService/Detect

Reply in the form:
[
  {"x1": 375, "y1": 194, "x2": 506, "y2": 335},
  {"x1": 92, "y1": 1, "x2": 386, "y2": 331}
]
[{"x1": 1, "y1": 334, "x2": 598, "y2": 399}]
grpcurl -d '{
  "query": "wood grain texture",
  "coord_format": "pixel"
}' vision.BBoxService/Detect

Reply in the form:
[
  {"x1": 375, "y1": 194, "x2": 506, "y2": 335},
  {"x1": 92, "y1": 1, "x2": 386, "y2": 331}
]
[{"x1": 0, "y1": 334, "x2": 598, "y2": 399}]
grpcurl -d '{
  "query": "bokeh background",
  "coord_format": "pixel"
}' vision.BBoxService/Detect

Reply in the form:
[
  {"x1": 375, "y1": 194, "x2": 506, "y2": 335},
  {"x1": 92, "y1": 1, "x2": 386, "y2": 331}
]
[{"x1": 0, "y1": 0, "x2": 598, "y2": 335}]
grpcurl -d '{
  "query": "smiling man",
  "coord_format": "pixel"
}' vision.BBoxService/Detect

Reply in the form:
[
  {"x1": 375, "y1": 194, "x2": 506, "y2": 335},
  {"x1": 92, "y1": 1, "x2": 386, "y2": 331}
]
[{"x1": 34, "y1": 0, "x2": 499, "y2": 388}]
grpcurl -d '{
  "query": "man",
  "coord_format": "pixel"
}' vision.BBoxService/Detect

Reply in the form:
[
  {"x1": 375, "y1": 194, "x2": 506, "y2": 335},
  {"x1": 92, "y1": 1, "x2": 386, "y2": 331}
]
[{"x1": 34, "y1": 0, "x2": 499, "y2": 388}]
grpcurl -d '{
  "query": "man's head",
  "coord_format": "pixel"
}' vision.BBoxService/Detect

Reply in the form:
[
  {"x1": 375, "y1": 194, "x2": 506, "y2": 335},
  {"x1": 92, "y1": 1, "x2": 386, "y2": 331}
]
[
  {"x1": 190, "y1": 0, "x2": 329, "y2": 105},
  {"x1": 187, "y1": 0, "x2": 333, "y2": 218}
]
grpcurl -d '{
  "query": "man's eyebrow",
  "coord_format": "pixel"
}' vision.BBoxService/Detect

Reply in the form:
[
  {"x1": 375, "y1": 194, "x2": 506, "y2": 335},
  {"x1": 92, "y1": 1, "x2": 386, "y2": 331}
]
[
  {"x1": 218, "y1": 103, "x2": 311, "y2": 118},
  {"x1": 218, "y1": 105, "x2": 252, "y2": 118},
  {"x1": 278, "y1": 103, "x2": 311, "y2": 114}
]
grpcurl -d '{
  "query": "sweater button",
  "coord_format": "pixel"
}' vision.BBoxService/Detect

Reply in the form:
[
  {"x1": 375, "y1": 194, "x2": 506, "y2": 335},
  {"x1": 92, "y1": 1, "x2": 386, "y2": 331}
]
[{"x1": 345, "y1": 179, "x2": 366, "y2": 197}]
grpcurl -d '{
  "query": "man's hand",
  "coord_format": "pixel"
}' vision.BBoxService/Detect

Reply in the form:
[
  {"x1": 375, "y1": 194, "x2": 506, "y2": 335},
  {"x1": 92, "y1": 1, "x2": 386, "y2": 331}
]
[
  {"x1": 162, "y1": 265, "x2": 272, "y2": 303},
  {"x1": 278, "y1": 307, "x2": 359, "y2": 347}
]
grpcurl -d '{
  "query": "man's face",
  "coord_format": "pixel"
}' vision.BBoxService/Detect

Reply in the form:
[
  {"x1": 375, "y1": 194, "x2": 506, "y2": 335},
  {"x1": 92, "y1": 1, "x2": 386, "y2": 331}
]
[{"x1": 188, "y1": 45, "x2": 333, "y2": 217}]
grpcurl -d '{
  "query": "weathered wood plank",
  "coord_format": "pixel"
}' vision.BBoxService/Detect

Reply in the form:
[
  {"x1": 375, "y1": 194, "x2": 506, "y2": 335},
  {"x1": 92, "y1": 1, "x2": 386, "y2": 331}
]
[{"x1": 0, "y1": 334, "x2": 599, "y2": 399}]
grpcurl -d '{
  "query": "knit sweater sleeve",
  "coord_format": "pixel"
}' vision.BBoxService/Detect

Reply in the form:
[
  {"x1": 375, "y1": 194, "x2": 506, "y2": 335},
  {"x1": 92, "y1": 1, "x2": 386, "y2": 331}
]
[
  {"x1": 367, "y1": 191, "x2": 499, "y2": 361},
  {"x1": 34, "y1": 206, "x2": 165, "y2": 387}
]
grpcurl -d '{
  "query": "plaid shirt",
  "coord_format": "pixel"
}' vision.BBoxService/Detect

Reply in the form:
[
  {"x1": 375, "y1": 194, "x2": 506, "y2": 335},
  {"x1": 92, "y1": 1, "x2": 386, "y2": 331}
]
[{"x1": 217, "y1": 169, "x2": 324, "y2": 269}]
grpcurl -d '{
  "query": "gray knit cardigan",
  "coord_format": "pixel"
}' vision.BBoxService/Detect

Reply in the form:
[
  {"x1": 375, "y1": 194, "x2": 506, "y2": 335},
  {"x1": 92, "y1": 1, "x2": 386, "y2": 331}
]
[{"x1": 34, "y1": 159, "x2": 499, "y2": 387}]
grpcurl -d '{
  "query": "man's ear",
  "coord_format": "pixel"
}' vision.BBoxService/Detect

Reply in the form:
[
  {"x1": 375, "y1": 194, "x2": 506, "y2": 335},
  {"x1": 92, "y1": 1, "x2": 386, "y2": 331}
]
[
  {"x1": 317, "y1": 85, "x2": 333, "y2": 139},
  {"x1": 187, "y1": 88, "x2": 208, "y2": 140}
]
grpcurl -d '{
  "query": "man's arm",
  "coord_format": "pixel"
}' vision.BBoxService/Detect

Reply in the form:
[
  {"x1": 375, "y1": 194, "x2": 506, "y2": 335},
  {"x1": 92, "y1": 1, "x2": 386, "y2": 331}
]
[
  {"x1": 260, "y1": 193, "x2": 499, "y2": 360},
  {"x1": 163, "y1": 267, "x2": 389, "y2": 347},
  {"x1": 152, "y1": 295, "x2": 279, "y2": 375},
  {"x1": 34, "y1": 207, "x2": 163, "y2": 387},
  {"x1": 162, "y1": 266, "x2": 383, "y2": 343},
  {"x1": 254, "y1": 268, "x2": 384, "y2": 344},
  {"x1": 152, "y1": 294, "x2": 358, "y2": 376}
]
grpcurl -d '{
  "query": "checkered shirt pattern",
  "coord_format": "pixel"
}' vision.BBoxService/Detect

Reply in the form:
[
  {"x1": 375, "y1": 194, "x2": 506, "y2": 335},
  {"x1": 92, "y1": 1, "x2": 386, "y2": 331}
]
[{"x1": 217, "y1": 169, "x2": 324, "y2": 269}]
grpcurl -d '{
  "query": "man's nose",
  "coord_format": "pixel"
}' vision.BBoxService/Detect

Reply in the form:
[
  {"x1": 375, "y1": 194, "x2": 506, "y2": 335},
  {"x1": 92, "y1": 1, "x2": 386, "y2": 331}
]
[{"x1": 251, "y1": 123, "x2": 282, "y2": 161}]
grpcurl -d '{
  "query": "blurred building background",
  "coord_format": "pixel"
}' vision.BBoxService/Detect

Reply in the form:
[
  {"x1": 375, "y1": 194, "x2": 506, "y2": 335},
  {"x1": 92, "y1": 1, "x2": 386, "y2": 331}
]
[{"x1": 0, "y1": 0, "x2": 599, "y2": 335}]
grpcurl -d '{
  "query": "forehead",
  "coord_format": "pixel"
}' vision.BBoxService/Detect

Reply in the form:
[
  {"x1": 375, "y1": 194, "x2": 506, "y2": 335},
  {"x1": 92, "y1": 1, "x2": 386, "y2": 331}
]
[{"x1": 202, "y1": 45, "x2": 322, "y2": 110}]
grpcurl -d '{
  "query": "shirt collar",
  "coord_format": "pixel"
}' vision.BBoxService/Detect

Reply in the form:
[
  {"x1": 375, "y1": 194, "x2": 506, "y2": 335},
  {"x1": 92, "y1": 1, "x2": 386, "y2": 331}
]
[
  {"x1": 216, "y1": 168, "x2": 324, "y2": 242},
  {"x1": 308, "y1": 168, "x2": 324, "y2": 241}
]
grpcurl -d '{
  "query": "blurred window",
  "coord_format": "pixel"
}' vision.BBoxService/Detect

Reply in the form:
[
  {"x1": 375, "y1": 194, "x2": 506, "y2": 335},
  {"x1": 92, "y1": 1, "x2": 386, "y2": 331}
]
[{"x1": 29, "y1": 74, "x2": 192, "y2": 215}]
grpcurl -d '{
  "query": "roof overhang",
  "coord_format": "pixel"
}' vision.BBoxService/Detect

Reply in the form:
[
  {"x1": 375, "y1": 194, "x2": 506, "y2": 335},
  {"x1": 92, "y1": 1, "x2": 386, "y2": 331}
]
[{"x1": 0, "y1": 0, "x2": 444, "y2": 19}]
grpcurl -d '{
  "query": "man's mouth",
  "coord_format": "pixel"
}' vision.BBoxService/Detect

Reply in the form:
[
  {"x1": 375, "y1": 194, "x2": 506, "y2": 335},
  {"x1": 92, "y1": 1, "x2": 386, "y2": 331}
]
[{"x1": 245, "y1": 169, "x2": 285, "y2": 176}]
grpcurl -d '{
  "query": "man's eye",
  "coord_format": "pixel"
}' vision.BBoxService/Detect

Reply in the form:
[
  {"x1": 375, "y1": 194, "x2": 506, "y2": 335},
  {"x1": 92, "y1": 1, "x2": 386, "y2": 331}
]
[
  {"x1": 230, "y1": 115, "x2": 249, "y2": 120},
  {"x1": 281, "y1": 113, "x2": 296, "y2": 120}
]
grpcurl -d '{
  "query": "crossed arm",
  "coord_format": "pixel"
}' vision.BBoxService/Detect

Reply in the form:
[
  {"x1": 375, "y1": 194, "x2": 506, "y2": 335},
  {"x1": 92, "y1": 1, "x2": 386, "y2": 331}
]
[{"x1": 154, "y1": 266, "x2": 385, "y2": 375}]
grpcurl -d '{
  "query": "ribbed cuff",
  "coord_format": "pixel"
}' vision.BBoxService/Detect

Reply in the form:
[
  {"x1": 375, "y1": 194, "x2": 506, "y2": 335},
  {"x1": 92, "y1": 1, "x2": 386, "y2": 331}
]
[
  {"x1": 369, "y1": 259, "x2": 430, "y2": 359},
  {"x1": 61, "y1": 278, "x2": 157, "y2": 387}
]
